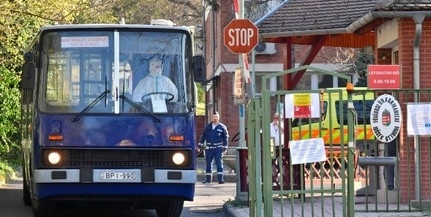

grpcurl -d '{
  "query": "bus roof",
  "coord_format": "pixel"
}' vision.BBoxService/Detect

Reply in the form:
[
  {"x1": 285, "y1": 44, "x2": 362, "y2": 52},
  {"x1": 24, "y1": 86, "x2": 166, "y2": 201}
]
[{"x1": 38, "y1": 23, "x2": 191, "y2": 32}]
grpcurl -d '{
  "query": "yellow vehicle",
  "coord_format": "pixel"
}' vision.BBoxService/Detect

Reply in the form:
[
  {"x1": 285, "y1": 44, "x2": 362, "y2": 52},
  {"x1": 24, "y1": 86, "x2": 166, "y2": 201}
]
[
  {"x1": 290, "y1": 87, "x2": 375, "y2": 152},
  {"x1": 288, "y1": 87, "x2": 375, "y2": 178}
]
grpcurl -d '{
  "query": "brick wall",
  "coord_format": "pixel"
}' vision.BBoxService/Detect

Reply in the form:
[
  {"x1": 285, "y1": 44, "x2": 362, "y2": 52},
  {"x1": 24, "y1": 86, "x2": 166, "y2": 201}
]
[
  {"x1": 398, "y1": 18, "x2": 431, "y2": 202},
  {"x1": 195, "y1": 115, "x2": 206, "y2": 143}
]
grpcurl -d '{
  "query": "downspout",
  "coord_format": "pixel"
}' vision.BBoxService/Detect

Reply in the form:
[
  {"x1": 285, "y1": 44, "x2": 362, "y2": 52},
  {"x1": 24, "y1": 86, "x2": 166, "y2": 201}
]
[
  {"x1": 412, "y1": 13, "x2": 424, "y2": 201},
  {"x1": 211, "y1": 7, "x2": 216, "y2": 114},
  {"x1": 202, "y1": 0, "x2": 208, "y2": 124},
  {"x1": 413, "y1": 14, "x2": 423, "y2": 94}
]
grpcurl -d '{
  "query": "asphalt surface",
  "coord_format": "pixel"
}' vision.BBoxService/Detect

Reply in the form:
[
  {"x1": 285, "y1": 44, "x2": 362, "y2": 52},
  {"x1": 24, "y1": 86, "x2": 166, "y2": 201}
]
[
  {"x1": 3, "y1": 159, "x2": 428, "y2": 217},
  {"x1": 0, "y1": 177, "x2": 238, "y2": 217},
  {"x1": 0, "y1": 157, "x2": 238, "y2": 217}
]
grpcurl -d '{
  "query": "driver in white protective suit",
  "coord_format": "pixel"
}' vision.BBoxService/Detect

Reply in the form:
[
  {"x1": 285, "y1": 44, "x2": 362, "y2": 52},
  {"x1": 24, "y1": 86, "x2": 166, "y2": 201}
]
[{"x1": 132, "y1": 56, "x2": 178, "y2": 102}]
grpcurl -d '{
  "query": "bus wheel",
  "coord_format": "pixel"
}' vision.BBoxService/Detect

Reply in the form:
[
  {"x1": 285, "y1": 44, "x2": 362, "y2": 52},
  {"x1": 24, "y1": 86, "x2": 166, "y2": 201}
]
[
  {"x1": 22, "y1": 167, "x2": 31, "y2": 206},
  {"x1": 32, "y1": 199, "x2": 53, "y2": 217},
  {"x1": 155, "y1": 200, "x2": 184, "y2": 217}
]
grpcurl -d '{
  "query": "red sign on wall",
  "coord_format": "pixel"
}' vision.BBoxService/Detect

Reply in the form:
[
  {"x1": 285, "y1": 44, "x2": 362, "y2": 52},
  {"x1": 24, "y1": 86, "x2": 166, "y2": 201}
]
[{"x1": 367, "y1": 65, "x2": 400, "y2": 90}]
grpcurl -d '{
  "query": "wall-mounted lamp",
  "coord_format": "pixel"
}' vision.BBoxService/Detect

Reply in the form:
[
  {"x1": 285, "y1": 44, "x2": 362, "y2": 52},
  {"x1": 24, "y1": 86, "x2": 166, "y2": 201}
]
[
  {"x1": 202, "y1": 75, "x2": 220, "y2": 85},
  {"x1": 379, "y1": 52, "x2": 391, "y2": 60}
]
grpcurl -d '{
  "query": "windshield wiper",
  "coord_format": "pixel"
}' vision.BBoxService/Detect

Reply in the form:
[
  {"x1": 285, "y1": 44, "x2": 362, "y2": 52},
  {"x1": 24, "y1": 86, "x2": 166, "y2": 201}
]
[
  {"x1": 71, "y1": 90, "x2": 111, "y2": 122},
  {"x1": 120, "y1": 95, "x2": 160, "y2": 122}
]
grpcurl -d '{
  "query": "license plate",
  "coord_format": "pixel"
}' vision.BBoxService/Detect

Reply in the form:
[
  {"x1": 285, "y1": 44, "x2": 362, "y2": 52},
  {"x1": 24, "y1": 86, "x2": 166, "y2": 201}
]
[
  {"x1": 99, "y1": 171, "x2": 136, "y2": 180},
  {"x1": 93, "y1": 169, "x2": 141, "y2": 182}
]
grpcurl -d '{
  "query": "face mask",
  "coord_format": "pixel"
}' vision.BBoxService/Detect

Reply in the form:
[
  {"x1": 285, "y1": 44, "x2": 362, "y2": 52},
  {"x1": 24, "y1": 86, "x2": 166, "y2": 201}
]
[{"x1": 149, "y1": 60, "x2": 163, "y2": 77}]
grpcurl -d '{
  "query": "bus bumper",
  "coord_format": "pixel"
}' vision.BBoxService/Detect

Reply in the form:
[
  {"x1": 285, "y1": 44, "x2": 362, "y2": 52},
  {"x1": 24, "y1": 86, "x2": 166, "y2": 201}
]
[{"x1": 33, "y1": 168, "x2": 197, "y2": 183}]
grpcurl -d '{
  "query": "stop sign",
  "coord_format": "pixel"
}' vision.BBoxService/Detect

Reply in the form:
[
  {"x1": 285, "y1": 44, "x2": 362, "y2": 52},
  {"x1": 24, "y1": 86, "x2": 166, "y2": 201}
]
[{"x1": 223, "y1": 19, "x2": 259, "y2": 54}]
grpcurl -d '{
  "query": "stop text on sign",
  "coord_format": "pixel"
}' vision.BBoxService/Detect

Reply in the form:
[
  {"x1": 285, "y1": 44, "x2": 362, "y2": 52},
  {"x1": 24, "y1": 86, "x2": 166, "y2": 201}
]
[{"x1": 227, "y1": 28, "x2": 255, "y2": 47}]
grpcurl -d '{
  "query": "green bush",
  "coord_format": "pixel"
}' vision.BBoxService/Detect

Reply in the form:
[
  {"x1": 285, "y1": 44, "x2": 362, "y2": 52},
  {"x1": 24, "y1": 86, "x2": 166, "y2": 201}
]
[
  {"x1": 196, "y1": 102, "x2": 205, "y2": 115},
  {"x1": 0, "y1": 161, "x2": 15, "y2": 182},
  {"x1": 196, "y1": 83, "x2": 205, "y2": 115}
]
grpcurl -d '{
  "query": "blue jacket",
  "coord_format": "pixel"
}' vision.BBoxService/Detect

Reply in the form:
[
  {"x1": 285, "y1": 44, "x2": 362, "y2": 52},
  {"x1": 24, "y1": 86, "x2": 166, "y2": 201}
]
[{"x1": 199, "y1": 122, "x2": 229, "y2": 149}]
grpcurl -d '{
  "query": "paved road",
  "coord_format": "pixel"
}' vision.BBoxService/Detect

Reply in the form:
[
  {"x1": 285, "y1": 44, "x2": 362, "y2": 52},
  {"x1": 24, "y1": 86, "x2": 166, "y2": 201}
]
[{"x1": 0, "y1": 178, "x2": 236, "y2": 217}]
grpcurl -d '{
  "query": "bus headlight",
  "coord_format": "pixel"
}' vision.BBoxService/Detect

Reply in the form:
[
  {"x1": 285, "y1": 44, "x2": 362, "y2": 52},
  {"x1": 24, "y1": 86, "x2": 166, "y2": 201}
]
[
  {"x1": 45, "y1": 151, "x2": 62, "y2": 166},
  {"x1": 172, "y1": 152, "x2": 185, "y2": 166}
]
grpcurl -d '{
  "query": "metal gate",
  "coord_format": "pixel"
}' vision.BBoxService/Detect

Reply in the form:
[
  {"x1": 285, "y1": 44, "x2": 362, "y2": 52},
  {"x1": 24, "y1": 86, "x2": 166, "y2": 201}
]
[{"x1": 246, "y1": 65, "x2": 357, "y2": 217}]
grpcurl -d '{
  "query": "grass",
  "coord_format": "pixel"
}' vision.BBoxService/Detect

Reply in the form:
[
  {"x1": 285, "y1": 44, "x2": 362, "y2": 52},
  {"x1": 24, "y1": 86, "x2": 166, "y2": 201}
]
[{"x1": 224, "y1": 196, "x2": 248, "y2": 208}]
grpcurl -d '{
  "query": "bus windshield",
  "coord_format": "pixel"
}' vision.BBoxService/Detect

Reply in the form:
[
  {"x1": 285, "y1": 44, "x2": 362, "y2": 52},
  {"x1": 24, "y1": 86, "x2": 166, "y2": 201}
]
[{"x1": 39, "y1": 30, "x2": 189, "y2": 114}]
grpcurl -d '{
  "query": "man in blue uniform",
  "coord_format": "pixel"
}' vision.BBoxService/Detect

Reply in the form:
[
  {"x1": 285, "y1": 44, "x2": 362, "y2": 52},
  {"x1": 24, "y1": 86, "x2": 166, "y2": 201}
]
[{"x1": 197, "y1": 111, "x2": 229, "y2": 184}]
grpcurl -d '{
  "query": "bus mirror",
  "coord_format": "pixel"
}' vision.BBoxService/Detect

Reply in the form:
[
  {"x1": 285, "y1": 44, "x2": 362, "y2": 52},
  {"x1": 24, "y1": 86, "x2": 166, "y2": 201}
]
[
  {"x1": 21, "y1": 62, "x2": 35, "y2": 90},
  {"x1": 21, "y1": 52, "x2": 35, "y2": 90},
  {"x1": 192, "y1": 55, "x2": 206, "y2": 83}
]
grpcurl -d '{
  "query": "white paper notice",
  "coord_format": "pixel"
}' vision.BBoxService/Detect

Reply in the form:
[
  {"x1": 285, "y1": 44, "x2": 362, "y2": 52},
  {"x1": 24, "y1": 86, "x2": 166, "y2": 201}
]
[
  {"x1": 61, "y1": 36, "x2": 109, "y2": 48},
  {"x1": 151, "y1": 95, "x2": 167, "y2": 113},
  {"x1": 289, "y1": 138, "x2": 326, "y2": 165},
  {"x1": 407, "y1": 103, "x2": 431, "y2": 136}
]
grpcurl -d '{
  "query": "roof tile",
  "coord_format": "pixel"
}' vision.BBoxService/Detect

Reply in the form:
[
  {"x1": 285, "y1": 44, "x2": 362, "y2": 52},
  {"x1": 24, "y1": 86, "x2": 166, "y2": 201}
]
[
  {"x1": 257, "y1": 0, "x2": 379, "y2": 35},
  {"x1": 257, "y1": 0, "x2": 431, "y2": 37},
  {"x1": 384, "y1": 0, "x2": 431, "y2": 10}
]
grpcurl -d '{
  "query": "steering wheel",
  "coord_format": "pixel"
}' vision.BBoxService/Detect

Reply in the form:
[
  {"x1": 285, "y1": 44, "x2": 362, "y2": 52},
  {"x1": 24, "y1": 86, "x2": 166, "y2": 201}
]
[{"x1": 141, "y1": 92, "x2": 174, "y2": 102}]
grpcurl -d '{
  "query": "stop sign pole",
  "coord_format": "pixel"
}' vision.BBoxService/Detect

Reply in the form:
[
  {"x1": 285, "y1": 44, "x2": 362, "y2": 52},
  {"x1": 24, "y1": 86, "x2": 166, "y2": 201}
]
[{"x1": 223, "y1": 19, "x2": 259, "y2": 54}]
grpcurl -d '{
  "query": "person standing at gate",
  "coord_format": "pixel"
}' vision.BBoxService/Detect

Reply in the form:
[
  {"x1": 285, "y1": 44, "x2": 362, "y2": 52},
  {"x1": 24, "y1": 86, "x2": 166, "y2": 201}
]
[
  {"x1": 197, "y1": 111, "x2": 229, "y2": 184},
  {"x1": 269, "y1": 112, "x2": 284, "y2": 185},
  {"x1": 270, "y1": 112, "x2": 284, "y2": 147}
]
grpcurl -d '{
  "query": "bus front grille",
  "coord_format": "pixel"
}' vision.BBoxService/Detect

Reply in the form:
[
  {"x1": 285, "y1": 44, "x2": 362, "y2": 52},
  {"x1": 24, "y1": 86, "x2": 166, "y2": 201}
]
[{"x1": 62, "y1": 149, "x2": 167, "y2": 167}]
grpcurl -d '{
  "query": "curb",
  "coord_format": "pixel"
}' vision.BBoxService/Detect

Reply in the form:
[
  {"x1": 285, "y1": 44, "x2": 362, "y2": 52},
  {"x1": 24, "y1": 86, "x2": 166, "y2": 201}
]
[
  {"x1": 223, "y1": 204, "x2": 236, "y2": 217},
  {"x1": 197, "y1": 173, "x2": 237, "y2": 183}
]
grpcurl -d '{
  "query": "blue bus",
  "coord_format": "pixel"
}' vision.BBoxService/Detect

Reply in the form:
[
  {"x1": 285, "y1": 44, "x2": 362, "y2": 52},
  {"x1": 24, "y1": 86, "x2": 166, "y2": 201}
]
[{"x1": 20, "y1": 21, "x2": 205, "y2": 217}]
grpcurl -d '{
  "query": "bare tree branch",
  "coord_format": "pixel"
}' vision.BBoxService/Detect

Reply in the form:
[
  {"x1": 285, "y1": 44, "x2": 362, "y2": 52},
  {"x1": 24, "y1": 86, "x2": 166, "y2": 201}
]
[
  {"x1": 168, "y1": 0, "x2": 201, "y2": 14},
  {"x1": 8, "y1": 9, "x2": 62, "y2": 22}
]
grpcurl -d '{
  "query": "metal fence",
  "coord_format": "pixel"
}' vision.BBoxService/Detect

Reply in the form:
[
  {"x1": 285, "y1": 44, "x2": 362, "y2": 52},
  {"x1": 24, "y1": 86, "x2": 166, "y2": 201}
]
[{"x1": 241, "y1": 65, "x2": 431, "y2": 216}]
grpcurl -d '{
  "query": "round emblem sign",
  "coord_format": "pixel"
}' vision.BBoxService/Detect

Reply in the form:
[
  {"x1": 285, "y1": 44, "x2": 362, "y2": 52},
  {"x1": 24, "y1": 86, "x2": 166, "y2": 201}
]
[{"x1": 370, "y1": 94, "x2": 402, "y2": 143}]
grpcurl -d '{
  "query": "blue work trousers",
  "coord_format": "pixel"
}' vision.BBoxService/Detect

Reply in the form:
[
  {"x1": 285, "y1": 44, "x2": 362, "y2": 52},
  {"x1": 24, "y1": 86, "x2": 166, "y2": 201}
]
[
  {"x1": 204, "y1": 147, "x2": 224, "y2": 182},
  {"x1": 384, "y1": 142, "x2": 397, "y2": 189}
]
